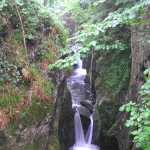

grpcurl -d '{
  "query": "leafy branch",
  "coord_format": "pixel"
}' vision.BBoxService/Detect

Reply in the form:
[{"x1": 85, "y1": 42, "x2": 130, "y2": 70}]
[{"x1": 48, "y1": 0, "x2": 150, "y2": 70}]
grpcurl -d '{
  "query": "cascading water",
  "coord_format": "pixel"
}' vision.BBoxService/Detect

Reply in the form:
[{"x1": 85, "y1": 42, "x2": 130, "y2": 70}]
[
  {"x1": 67, "y1": 57, "x2": 99, "y2": 150},
  {"x1": 74, "y1": 109, "x2": 86, "y2": 146},
  {"x1": 85, "y1": 114, "x2": 93, "y2": 144}
]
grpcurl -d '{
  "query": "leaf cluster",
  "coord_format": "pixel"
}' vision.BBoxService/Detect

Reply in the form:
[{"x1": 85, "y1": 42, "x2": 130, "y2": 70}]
[
  {"x1": 0, "y1": 58, "x2": 21, "y2": 85},
  {"x1": 49, "y1": 0, "x2": 150, "y2": 70}
]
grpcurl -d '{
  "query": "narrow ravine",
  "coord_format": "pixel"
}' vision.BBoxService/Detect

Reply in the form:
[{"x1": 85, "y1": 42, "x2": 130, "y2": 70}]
[
  {"x1": 0, "y1": 1, "x2": 150, "y2": 150},
  {"x1": 66, "y1": 52, "x2": 98, "y2": 149}
]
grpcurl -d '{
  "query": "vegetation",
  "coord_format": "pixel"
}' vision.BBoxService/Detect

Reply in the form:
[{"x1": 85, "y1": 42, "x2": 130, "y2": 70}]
[
  {"x1": 49, "y1": 1, "x2": 150, "y2": 150},
  {"x1": 120, "y1": 69, "x2": 150, "y2": 150},
  {"x1": 0, "y1": 0, "x2": 67, "y2": 129},
  {"x1": 0, "y1": 0, "x2": 150, "y2": 150},
  {"x1": 49, "y1": 0, "x2": 150, "y2": 70}
]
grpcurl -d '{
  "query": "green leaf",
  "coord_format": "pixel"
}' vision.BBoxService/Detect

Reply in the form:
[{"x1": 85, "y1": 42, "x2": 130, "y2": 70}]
[{"x1": 15, "y1": 0, "x2": 24, "y2": 6}]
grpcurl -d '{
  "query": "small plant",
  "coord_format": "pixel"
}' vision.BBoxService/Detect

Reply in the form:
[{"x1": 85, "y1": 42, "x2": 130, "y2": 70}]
[{"x1": 0, "y1": 58, "x2": 21, "y2": 86}]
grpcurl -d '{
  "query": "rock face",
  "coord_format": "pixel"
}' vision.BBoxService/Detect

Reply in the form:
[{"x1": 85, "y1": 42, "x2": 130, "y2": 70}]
[
  {"x1": 0, "y1": 131, "x2": 7, "y2": 150},
  {"x1": 58, "y1": 83, "x2": 74, "y2": 150},
  {"x1": 91, "y1": 51, "x2": 130, "y2": 150}
]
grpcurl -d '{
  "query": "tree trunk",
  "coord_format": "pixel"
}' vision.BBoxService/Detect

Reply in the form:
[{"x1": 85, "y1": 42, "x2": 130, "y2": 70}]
[
  {"x1": 129, "y1": 8, "x2": 150, "y2": 150},
  {"x1": 130, "y1": 8, "x2": 150, "y2": 99}
]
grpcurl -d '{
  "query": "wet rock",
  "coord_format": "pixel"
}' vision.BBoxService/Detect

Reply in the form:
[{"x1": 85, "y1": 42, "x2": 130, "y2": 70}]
[{"x1": 0, "y1": 131, "x2": 7, "y2": 146}]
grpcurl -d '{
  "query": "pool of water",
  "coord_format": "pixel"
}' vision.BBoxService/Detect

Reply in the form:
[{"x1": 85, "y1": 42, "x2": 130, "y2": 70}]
[{"x1": 70, "y1": 144, "x2": 99, "y2": 150}]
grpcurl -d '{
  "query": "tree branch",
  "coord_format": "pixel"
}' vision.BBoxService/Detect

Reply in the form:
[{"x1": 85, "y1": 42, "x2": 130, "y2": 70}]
[{"x1": 14, "y1": 1, "x2": 29, "y2": 66}]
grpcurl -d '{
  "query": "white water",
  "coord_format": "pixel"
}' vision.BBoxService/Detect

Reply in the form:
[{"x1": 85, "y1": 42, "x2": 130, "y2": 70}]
[
  {"x1": 85, "y1": 115, "x2": 93, "y2": 144},
  {"x1": 70, "y1": 109, "x2": 99, "y2": 150},
  {"x1": 69, "y1": 58, "x2": 99, "y2": 150},
  {"x1": 74, "y1": 109, "x2": 86, "y2": 146},
  {"x1": 73, "y1": 59, "x2": 87, "y2": 77}
]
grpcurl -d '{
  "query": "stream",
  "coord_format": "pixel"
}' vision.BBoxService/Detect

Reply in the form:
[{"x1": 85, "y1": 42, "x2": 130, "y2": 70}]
[{"x1": 67, "y1": 57, "x2": 99, "y2": 150}]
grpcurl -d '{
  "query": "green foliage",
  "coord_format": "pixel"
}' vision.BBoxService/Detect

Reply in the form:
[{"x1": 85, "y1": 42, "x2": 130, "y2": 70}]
[
  {"x1": 0, "y1": 0, "x2": 69, "y2": 81},
  {"x1": 49, "y1": 36, "x2": 128, "y2": 70},
  {"x1": 0, "y1": 91, "x2": 21, "y2": 108},
  {"x1": 29, "y1": 65, "x2": 54, "y2": 95},
  {"x1": 103, "y1": 55, "x2": 129, "y2": 95},
  {"x1": 0, "y1": 58, "x2": 21, "y2": 85},
  {"x1": 0, "y1": 0, "x2": 68, "y2": 47},
  {"x1": 74, "y1": 0, "x2": 150, "y2": 55},
  {"x1": 93, "y1": 49, "x2": 130, "y2": 101},
  {"x1": 24, "y1": 143, "x2": 39, "y2": 150},
  {"x1": 48, "y1": 53, "x2": 77, "y2": 70},
  {"x1": 78, "y1": 0, "x2": 150, "y2": 34},
  {"x1": 120, "y1": 68, "x2": 150, "y2": 150},
  {"x1": 20, "y1": 100, "x2": 52, "y2": 126},
  {"x1": 0, "y1": 0, "x2": 65, "y2": 134},
  {"x1": 48, "y1": 0, "x2": 150, "y2": 70},
  {"x1": 0, "y1": 0, "x2": 6, "y2": 10},
  {"x1": 61, "y1": 0, "x2": 94, "y2": 24}
]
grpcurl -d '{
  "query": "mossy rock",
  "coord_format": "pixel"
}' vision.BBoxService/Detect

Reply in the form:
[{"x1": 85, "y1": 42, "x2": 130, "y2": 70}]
[{"x1": 96, "y1": 51, "x2": 130, "y2": 99}]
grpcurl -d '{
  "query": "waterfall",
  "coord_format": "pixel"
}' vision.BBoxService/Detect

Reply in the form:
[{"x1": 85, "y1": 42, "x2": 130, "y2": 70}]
[
  {"x1": 71, "y1": 109, "x2": 99, "y2": 150},
  {"x1": 86, "y1": 114, "x2": 93, "y2": 144},
  {"x1": 68, "y1": 57, "x2": 99, "y2": 150},
  {"x1": 77, "y1": 59, "x2": 83, "y2": 69},
  {"x1": 74, "y1": 109, "x2": 85, "y2": 146}
]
